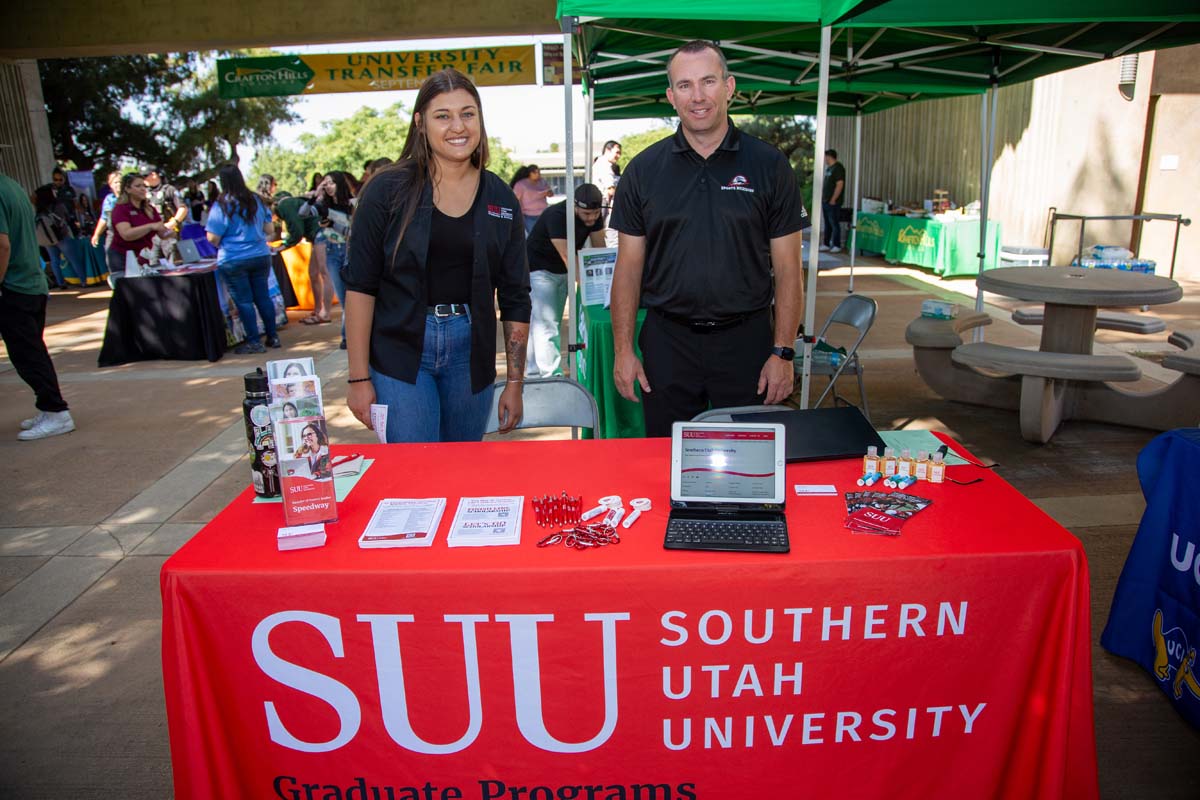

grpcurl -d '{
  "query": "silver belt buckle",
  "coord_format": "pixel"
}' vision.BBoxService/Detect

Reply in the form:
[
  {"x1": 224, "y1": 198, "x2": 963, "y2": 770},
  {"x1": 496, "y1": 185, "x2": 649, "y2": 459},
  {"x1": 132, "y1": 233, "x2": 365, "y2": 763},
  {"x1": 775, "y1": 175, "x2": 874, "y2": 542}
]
[{"x1": 433, "y1": 304, "x2": 452, "y2": 318}]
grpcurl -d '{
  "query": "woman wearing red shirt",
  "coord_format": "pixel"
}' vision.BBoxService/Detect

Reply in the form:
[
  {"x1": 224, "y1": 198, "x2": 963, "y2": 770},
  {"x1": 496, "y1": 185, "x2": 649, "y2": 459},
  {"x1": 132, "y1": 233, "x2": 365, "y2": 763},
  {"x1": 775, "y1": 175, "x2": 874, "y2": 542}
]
[{"x1": 110, "y1": 173, "x2": 173, "y2": 277}]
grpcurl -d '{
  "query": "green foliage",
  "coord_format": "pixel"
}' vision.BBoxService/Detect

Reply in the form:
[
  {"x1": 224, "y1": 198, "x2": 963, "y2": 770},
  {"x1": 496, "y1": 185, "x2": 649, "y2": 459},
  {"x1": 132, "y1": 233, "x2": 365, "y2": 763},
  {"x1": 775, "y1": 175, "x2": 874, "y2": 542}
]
[
  {"x1": 617, "y1": 126, "x2": 674, "y2": 165},
  {"x1": 486, "y1": 139, "x2": 519, "y2": 185},
  {"x1": 734, "y1": 115, "x2": 816, "y2": 200},
  {"x1": 39, "y1": 51, "x2": 298, "y2": 182},
  {"x1": 252, "y1": 103, "x2": 411, "y2": 194}
]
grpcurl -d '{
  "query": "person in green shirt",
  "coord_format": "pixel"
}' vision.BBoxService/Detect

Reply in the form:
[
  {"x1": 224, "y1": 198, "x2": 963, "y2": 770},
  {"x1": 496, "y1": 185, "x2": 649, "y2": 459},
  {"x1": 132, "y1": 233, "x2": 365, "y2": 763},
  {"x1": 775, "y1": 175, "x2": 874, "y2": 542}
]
[
  {"x1": 271, "y1": 191, "x2": 319, "y2": 251},
  {"x1": 0, "y1": 172, "x2": 75, "y2": 440}
]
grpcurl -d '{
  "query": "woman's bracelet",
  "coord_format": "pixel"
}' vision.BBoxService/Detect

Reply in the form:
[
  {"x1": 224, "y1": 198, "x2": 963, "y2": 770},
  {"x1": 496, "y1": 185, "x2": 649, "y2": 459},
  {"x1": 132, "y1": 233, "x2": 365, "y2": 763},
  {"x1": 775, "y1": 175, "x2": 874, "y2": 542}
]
[
  {"x1": 507, "y1": 378, "x2": 524, "y2": 384},
  {"x1": 347, "y1": 377, "x2": 371, "y2": 384}
]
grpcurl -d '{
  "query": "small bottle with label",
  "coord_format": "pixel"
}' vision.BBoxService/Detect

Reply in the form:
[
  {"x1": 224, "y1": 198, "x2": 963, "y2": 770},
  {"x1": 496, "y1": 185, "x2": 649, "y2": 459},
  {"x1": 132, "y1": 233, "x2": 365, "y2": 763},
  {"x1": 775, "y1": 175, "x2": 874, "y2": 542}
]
[
  {"x1": 882, "y1": 447, "x2": 898, "y2": 478},
  {"x1": 914, "y1": 450, "x2": 930, "y2": 481},
  {"x1": 896, "y1": 449, "x2": 914, "y2": 479},
  {"x1": 863, "y1": 445, "x2": 880, "y2": 477},
  {"x1": 929, "y1": 452, "x2": 946, "y2": 484}
]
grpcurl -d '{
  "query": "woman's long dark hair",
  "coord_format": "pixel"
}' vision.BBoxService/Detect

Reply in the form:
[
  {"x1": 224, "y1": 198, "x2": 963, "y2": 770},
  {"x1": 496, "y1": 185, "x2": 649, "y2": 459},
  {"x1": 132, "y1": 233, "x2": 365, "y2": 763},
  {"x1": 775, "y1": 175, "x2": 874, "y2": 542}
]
[
  {"x1": 322, "y1": 171, "x2": 355, "y2": 207},
  {"x1": 376, "y1": 69, "x2": 490, "y2": 257},
  {"x1": 509, "y1": 165, "x2": 533, "y2": 188},
  {"x1": 216, "y1": 164, "x2": 260, "y2": 223}
]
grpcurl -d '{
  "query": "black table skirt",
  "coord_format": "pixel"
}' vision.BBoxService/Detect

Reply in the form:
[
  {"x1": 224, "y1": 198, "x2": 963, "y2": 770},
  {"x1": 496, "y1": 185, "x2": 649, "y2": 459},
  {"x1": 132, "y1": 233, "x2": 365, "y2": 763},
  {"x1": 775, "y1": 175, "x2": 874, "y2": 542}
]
[
  {"x1": 98, "y1": 271, "x2": 227, "y2": 367},
  {"x1": 272, "y1": 253, "x2": 298, "y2": 308}
]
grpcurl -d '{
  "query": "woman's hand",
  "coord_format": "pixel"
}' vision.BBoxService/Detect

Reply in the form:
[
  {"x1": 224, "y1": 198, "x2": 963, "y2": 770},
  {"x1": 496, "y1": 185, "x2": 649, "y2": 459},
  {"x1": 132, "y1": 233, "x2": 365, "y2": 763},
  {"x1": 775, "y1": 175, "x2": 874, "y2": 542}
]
[
  {"x1": 496, "y1": 382, "x2": 524, "y2": 434},
  {"x1": 348, "y1": 381, "x2": 377, "y2": 430}
]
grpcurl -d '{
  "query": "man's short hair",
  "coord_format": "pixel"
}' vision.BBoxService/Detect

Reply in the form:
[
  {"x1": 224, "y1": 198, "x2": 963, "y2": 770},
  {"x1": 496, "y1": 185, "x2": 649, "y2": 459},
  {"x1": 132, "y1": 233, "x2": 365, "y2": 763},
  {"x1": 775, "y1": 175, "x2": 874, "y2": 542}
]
[
  {"x1": 51, "y1": 166, "x2": 66, "y2": 177},
  {"x1": 666, "y1": 40, "x2": 730, "y2": 85},
  {"x1": 825, "y1": 149, "x2": 838, "y2": 160},
  {"x1": 602, "y1": 140, "x2": 621, "y2": 153}
]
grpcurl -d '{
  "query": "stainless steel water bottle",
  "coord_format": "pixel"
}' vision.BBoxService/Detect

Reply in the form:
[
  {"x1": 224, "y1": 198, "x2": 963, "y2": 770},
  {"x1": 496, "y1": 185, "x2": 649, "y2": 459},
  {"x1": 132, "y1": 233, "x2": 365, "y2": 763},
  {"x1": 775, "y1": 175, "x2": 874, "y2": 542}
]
[{"x1": 243, "y1": 368, "x2": 280, "y2": 498}]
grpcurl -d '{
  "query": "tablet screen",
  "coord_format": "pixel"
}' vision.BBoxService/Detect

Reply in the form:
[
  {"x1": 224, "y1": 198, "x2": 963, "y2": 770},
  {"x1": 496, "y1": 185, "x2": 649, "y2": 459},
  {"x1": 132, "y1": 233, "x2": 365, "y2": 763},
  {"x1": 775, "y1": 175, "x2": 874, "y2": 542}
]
[{"x1": 677, "y1": 426, "x2": 780, "y2": 500}]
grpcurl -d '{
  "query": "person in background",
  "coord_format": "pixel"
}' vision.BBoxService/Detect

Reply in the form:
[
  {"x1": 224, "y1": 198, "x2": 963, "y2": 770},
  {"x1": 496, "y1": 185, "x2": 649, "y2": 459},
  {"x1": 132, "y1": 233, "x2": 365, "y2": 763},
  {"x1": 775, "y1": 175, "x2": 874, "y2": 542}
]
[
  {"x1": 0, "y1": 171, "x2": 76, "y2": 441},
  {"x1": 90, "y1": 171, "x2": 124, "y2": 287},
  {"x1": 820, "y1": 149, "x2": 846, "y2": 254},
  {"x1": 256, "y1": 174, "x2": 277, "y2": 203},
  {"x1": 181, "y1": 177, "x2": 206, "y2": 223},
  {"x1": 309, "y1": 172, "x2": 324, "y2": 194},
  {"x1": 33, "y1": 168, "x2": 82, "y2": 288},
  {"x1": 511, "y1": 165, "x2": 553, "y2": 235},
  {"x1": 344, "y1": 68, "x2": 531, "y2": 443},
  {"x1": 271, "y1": 190, "x2": 319, "y2": 254},
  {"x1": 364, "y1": 157, "x2": 393, "y2": 184},
  {"x1": 143, "y1": 167, "x2": 188, "y2": 261},
  {"x1": 110, "y1": 172, "x2": 173, "y2": 278},
  {"x1": 524, "y1": 184, "x2": 606, "y2": 378},
  {"x1": 206, "y1": 164, "x2": 279, "y2": 355},
  {"x1": 299, "y1": 171, "x2": 354, "y2": 330},
  {"x1": 592, "y1": 140, "x2": 622, "y2": 246}
]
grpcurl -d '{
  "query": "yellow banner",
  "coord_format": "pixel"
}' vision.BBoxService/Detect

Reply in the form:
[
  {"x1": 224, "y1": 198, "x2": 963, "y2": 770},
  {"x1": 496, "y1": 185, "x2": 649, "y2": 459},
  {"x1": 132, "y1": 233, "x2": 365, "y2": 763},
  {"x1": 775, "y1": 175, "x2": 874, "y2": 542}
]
[{"x1": 301, "y1": 47, "x2": 536, "y2": 93}]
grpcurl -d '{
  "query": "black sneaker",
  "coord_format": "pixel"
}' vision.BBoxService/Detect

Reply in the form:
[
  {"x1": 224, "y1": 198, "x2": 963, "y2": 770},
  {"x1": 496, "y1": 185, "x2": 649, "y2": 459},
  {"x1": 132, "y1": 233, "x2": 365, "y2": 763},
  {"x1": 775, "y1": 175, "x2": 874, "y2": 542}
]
[
  {"x1": 339, "y1": 339, "x2": 347, "y2": 350},
  {"x1": 233, "y1": 342, "x2": 267, "y2": 355},
  {"x1": 265, "y1": 335, "x2": 282, "y2": 348}
]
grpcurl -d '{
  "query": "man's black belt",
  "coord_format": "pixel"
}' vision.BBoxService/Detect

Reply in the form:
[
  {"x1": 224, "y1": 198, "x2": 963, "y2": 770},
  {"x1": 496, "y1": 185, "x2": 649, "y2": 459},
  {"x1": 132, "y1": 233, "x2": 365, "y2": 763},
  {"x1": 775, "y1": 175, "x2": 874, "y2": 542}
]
[
  {"x1": 428, "y1": 304, "x2": 469, "y2": 317},
  {"x1": 652, "y1": 307, "x2": 764, "y2": 333}
]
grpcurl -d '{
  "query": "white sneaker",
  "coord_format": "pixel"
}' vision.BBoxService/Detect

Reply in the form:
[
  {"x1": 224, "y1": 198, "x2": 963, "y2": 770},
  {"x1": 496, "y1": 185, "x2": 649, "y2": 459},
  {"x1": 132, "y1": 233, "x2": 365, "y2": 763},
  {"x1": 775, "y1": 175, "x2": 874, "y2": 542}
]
[
  {"x1": 818, "y1": 245, "x2": 831, "y2": 252},
  {"x1": 17, "y1": 410, "x2": 75, "y2": 441},
  {"x1": 830, "y1": 246, "x2": 843, "y2": 253},
  {"x1": 20, "y1": 411, "x2": 48, "y2": 430}
]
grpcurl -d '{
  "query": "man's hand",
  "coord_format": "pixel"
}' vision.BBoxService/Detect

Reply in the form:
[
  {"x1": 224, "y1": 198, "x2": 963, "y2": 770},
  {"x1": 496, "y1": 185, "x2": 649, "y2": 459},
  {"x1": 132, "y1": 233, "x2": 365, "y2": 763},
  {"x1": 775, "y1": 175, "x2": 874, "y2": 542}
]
[
  {"x1": 348, "y1": 381, "x2": 376, "y2": 430},
  {"x1": 757, "y1": 355, "x2": 794, "y2": 405},
  {"x1": 614, "y1": 350, "x2": 651, "y2": 403},
  {"x1": 496, "y1": 382, "x2": 524, "y2": 433}
]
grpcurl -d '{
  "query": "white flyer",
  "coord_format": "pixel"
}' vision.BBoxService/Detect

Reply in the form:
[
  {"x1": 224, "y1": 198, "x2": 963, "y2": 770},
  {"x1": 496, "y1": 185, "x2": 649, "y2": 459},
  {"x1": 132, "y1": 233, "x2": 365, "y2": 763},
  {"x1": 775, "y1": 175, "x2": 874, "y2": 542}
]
[
  {"x1": 446, "y1": 496, "x2": 524, "y2": 547},
  {"x1": 370, "y1": 403, "x2": 388, "y2": 444},
  {"x1": 358, "y1": 498, "x2": 447, "y2": 548},
  {"x1": 578, "y1": 247, "x2": 617, "y2": 308}
]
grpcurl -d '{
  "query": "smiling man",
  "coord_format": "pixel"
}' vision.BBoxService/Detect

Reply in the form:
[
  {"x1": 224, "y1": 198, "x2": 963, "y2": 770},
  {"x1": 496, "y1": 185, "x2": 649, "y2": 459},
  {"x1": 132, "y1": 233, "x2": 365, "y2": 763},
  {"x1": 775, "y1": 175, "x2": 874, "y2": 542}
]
[{"x1": 609, "y1": 40, "x2": 809, "y2": 437}]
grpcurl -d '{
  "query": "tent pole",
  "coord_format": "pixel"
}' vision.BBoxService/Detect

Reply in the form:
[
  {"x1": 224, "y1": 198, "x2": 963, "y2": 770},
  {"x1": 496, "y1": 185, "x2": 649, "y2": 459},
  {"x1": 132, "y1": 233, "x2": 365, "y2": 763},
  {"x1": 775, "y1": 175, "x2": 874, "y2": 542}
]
[
  {"x1": 849, "y1": 108, "x2": 862, "y2": 293},
  {"x1": 973, "y1": 84, "x2": 998, "y2": 338},
  {"x1": 584, "y1": 87, "x2": 595, "y2": 184},
  {"x1": 564, "y1": 18, "x2": 578, "y2": 385},
  {"x1": 801, "y1": 25, "x2": 831, "y2": 411}
]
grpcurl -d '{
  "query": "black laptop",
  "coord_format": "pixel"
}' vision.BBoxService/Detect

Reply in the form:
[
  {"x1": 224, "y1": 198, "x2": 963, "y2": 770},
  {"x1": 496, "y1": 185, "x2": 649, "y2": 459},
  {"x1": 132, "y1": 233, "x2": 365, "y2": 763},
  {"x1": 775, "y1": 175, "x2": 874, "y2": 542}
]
[
  {"x1": 663, "y1": 421, "x2": 790, "y2": 554},
  {"x1": 731, "y1": 406, "x2": 885, "y2": 462}
]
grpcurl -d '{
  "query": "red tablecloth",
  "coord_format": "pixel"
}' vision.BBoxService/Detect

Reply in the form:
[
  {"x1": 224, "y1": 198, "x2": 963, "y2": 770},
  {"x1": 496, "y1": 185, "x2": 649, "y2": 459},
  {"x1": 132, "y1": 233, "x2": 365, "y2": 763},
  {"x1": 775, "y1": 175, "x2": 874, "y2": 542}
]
[{"x1": 161, "y1": 437, "x2": 1098, "y2": 800}]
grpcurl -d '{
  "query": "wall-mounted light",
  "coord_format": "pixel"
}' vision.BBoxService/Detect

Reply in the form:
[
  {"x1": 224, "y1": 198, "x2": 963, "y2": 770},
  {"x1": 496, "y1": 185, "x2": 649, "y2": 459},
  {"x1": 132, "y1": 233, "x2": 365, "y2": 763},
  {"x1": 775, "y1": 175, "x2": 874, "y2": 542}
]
[{"x1": 1118, "y1": 53, "x2": 1138, "y2": 101}]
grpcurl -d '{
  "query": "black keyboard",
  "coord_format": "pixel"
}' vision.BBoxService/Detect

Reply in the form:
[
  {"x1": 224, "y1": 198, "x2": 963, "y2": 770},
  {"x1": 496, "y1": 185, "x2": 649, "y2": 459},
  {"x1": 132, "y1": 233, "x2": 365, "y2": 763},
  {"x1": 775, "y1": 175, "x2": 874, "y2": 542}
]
[{"x1": 664, "y1": 517, "x2": 790, "y2": 553}]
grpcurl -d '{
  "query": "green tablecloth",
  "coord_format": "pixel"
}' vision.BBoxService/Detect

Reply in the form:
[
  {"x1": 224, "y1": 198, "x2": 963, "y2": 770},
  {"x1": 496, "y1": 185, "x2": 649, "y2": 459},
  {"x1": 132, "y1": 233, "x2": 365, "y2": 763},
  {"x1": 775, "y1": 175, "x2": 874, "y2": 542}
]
[
  {"x1": 854, "y1": 213, "x2": 1001, "y2": 277},
  {"x1": 575, "y1": 296, "x2": 647, "y2": 439}
]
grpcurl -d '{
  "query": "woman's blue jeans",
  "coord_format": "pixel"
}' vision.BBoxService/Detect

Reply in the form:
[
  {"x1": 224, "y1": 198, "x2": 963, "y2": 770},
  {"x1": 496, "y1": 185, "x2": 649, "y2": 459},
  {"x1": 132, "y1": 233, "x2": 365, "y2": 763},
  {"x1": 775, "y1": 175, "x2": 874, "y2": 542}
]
[
  {"x1": 219, "y1": 255, "x2": 277, "y2": 341},
  {"x1": 370, "y1": 312, "x2": 495, "y2": 443}
]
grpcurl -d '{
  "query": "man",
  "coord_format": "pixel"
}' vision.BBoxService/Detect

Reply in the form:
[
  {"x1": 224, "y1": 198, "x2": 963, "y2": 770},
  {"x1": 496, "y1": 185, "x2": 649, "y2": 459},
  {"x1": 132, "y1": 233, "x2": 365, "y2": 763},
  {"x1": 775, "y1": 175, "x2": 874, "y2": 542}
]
[
  {"x1": 820, "y1": 149, "x2": 846, "y2": 254},
  {"x1": 143, "y1": 167, "x2": 188, "y2": 261},
  {"x1": 524, "y1": 183, "x2": 606, "y2": 378},
  {"x1": 34, "y1": 167, "x2": 82, "y2": 287},
  {"x1": 0, "y1": 172, "x2": 75, "y2": 440},
  {"x1": 609, "y1": 40, "x2": 807, "y2": 437},
  {"x1": 592, "y1": 140, "x2": 622, "y2": 247}
]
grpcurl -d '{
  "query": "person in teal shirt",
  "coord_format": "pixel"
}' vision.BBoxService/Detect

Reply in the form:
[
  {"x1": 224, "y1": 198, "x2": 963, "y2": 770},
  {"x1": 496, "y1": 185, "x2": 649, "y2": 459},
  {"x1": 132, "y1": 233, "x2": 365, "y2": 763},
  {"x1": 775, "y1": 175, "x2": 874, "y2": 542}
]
[{"x1": 0, "y1": 172, "x2": 75, "y2": 440}]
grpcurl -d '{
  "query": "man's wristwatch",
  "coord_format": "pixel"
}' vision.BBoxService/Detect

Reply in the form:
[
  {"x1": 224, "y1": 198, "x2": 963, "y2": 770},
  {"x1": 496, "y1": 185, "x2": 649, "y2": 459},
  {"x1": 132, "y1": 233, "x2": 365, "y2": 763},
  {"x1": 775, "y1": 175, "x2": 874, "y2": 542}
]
[{"x1": 771, "y1": 345, "x2": 796, "y2": 362}]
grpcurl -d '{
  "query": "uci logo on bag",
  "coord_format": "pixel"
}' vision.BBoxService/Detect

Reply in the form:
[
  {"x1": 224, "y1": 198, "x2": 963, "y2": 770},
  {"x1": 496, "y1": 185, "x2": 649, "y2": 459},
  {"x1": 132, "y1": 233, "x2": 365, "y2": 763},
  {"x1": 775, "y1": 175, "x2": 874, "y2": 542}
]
[{"x1": 252, "y1": 610, "x2": 629, "y2": 753}]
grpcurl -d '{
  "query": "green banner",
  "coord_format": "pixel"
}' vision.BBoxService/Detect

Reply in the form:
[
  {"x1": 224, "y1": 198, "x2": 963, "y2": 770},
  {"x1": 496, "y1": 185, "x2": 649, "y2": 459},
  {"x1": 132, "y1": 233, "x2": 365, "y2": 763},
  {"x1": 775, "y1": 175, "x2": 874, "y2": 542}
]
[{"x1": 218, "y1": 56, "x2": 316, "y2": 99}]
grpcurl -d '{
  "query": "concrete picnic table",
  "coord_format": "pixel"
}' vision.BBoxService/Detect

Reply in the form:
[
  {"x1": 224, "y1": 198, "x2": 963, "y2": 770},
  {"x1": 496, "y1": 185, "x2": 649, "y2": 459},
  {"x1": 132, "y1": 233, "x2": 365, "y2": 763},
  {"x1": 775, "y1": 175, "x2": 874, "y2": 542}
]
[{"x1": 906, "y1": 267, "x2": 1198, "y2": 443}]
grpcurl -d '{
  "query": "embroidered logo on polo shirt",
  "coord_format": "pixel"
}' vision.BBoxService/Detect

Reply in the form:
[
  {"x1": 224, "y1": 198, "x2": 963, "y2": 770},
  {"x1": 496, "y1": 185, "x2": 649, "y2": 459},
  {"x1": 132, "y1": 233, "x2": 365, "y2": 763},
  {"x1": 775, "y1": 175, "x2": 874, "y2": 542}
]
[
  {"x1": 487, "y1": 205, "x2": 514, "y2": 220},
  {"x1": 721, "y1": 175, "x2": 754, "y2": 193}
]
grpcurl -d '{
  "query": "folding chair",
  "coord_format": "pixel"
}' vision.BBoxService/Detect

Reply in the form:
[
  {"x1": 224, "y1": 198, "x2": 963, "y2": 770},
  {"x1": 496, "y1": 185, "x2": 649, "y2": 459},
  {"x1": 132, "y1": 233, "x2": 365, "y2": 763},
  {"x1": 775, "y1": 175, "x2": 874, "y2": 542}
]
[
  {"x1": 483, "y1": 376, "x2": 599, "y2": 436},
  {"x1": 800, "y1": 294, "x2": 877, "y2": 420},
  {"x1": 691, "y1": 405, "x2": 792, "y2": 422}
]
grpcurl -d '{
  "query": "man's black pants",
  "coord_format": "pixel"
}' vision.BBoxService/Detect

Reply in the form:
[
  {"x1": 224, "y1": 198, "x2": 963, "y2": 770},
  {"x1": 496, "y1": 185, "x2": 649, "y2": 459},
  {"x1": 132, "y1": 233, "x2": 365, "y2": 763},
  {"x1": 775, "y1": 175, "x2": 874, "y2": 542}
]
[
  {"x1": 0, "y1": 290, "x2": 68, "y2": 413},
  {"x1": 638, "y1": 308, "x2": 772, "y2": 438}
]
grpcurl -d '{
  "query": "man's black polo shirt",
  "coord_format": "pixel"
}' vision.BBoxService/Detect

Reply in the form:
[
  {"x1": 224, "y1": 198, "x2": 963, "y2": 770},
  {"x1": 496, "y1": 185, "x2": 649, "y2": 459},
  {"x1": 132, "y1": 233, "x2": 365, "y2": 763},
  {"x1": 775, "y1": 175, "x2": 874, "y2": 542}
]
[
  {"x1": 610, "y1": 120, "x2": 807, "y2": 318},
  {"x1": 527, "y1": 200, "x2": 603, "y2": 274}
]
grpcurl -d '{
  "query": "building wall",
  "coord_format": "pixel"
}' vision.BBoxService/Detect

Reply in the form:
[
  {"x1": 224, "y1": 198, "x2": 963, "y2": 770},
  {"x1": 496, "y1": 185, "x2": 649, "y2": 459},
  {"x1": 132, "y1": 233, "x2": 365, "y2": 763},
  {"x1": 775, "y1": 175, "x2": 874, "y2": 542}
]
[
  {"x1": 826, "y1": 49, "x2": 1200, "y2": 278},
  {"x1": 0, "y1": 60, "x2": 54, "y2": 192}
]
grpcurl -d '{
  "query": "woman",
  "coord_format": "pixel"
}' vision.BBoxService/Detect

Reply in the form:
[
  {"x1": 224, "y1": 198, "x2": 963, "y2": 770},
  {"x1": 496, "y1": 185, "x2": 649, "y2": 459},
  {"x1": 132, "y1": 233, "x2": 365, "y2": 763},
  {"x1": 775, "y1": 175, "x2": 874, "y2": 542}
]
[
  {"x1": 257, "y1": 174, "x2": 277, "y2": 202},
  {"x1": 511, "y1": 165, "x2": 553, "y2": 235},
  {"x1": 344, "y1": 68, "x2": 531, "y2": 443},
  {"x1": 90, "y1": 171, "x2": 124, "y2": 287},
  {"x1": 205, "y1": 164, "x2": 279, "y2": 355},
  {"x1": 292, "y1": 421, "x2": 331, "y2": 479},
  {"x1": 110, "y1": 172, "x2": 173, "y2": 279},
  {"x1": 282, "y1": 402, "x2": 300, "y2": 419},
  {"x1": 299, "y1": 171, "x2": 354, "y2": 334}
]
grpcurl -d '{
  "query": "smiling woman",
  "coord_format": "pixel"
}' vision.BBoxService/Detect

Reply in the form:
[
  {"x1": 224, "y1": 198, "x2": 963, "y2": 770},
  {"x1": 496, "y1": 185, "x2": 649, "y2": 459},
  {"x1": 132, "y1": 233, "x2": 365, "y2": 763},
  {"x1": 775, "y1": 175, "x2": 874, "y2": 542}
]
[{"x1": 342, "y1": 68, "x2": 532, "y2": 444}]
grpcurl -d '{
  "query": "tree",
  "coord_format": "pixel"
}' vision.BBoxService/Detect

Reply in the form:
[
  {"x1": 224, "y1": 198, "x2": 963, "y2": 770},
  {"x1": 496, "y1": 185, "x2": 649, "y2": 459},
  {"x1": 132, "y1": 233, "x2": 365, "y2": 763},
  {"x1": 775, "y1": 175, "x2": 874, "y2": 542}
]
[
  {"x1": 252, "y1": 104, "x2": 520, "y2": 195},
  {"x1": 617, "y1": 126, "x2": 674, "y2": 165},
  {"x1": 734, "y1": 115, "x2": 816, "y2": 199},
  {"x1": 39, "y1": 52, "x2": 298, "y2": 182}
]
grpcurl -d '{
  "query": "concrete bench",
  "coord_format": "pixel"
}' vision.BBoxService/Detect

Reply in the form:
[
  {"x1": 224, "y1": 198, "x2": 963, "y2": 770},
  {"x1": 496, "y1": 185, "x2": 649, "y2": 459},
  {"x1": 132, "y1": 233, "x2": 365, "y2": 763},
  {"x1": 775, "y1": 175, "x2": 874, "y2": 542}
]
[
  {"x1": 905, "y1": 306, "x2": 992, "y2": 348},
  {"x1": 952, "y1": 343, "x2": 1142, "y2": 382},
  {"x1": 1011, "y1": 307, "x2": 1166, "y2": 334},
  {"x1": 1164, "y1": 330, "x2": 1200, "y2": 376}
]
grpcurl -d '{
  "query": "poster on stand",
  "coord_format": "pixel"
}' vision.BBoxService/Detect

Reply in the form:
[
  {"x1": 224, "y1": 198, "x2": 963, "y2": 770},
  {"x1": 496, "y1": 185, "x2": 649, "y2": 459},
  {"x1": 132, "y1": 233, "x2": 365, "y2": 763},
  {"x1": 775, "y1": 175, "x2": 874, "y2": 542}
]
[{"x1": 579, "y1": 248, "x2": 617, "y2": 308}]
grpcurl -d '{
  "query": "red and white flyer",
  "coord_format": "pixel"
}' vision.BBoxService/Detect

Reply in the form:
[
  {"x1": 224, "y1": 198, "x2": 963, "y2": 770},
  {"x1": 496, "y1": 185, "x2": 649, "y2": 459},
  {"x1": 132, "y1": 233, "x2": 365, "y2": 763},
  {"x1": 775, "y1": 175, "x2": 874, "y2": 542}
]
[{"x1": 273, "y1": 416, "x2": 338, "y2": 527}]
